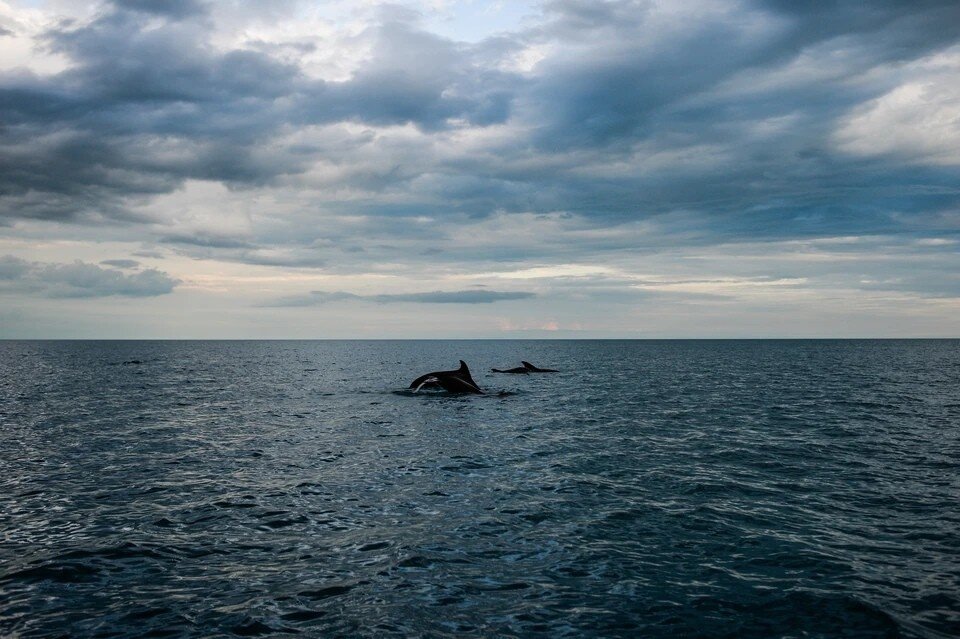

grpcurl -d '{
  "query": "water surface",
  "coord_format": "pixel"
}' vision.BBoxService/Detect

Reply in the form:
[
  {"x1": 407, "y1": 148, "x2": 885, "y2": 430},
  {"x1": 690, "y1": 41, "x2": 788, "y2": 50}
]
[{"x1": 1, "y1": 340, "x2": 958, "y2": 637}]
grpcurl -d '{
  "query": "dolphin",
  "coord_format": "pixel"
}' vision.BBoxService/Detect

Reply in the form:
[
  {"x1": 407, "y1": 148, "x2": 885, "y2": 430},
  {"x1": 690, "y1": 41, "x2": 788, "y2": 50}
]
[
  {"x1": 522, "y1": 361, "x2": 558, "y2": 372},
  {"x1": 491, "y1": 365, "x2": 530, "y2": 374},
  {"x1": 409, "y1": 360, "x2": 484, "y2": 394}
]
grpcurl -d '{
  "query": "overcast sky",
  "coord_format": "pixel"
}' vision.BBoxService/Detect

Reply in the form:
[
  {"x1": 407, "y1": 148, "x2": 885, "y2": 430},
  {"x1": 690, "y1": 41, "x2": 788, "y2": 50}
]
[{"x1": 1, "y1": 0, "x2": 958, "y2": 338}]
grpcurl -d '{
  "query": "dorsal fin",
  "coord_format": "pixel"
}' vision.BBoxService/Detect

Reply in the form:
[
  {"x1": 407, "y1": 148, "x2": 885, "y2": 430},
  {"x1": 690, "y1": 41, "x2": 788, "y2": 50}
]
[
  {"x1": 458, "y1": 360, "x2": 477, "y2": 385},
  {"x1": 522, "y1": 361, "x2": 535, "y2": 370}
]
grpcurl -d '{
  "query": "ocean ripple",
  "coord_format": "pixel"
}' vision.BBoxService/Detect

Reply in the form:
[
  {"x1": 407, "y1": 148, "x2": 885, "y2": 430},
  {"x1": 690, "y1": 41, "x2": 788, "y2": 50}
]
[{"x1": 1, "y1": 339, "x2": 958, "y2": 637}]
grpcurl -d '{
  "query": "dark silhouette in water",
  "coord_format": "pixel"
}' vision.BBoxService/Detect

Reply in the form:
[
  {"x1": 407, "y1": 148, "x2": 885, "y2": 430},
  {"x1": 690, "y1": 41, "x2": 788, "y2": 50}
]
[
  {"x1": 491, "y1": 365, "x2": 530, "y2": 374},
  {"x1": 522, "y1": 361, "x2": 558, "y2": 372},
  {"x1": 409, "y1": 360, "x2": 484, "y2": 394}
]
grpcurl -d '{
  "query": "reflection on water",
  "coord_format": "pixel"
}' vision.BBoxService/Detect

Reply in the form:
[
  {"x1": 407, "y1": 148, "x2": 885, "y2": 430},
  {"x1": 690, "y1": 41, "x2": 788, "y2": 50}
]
[{"x1": 1, "y1": 340, "x2": 958, "y2": 637}]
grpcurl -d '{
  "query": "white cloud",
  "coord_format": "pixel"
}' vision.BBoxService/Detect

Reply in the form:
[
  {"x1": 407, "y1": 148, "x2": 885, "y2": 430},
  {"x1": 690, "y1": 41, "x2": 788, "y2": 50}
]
[{"x1": 833, "y1": 48, "x2": 960, "y2": 166}]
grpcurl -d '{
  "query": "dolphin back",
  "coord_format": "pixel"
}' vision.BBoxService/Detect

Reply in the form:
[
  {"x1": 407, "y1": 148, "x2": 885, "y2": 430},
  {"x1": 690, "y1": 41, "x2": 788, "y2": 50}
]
[{"x1": 522, "y1": 361, "x2": 559, "y2": 372}]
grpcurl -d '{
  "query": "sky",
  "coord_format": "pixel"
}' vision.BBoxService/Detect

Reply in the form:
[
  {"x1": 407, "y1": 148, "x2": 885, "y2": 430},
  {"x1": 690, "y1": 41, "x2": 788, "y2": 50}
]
[{"x1": 1, "y1": 0, "x2": 958, "y2": 338}]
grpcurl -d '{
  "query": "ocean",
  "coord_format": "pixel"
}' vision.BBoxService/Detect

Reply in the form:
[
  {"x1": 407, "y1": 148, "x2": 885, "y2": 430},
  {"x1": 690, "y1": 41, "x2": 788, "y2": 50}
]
[{"x1": 1, "y1": 339, "x2": 957, "y2": 638}]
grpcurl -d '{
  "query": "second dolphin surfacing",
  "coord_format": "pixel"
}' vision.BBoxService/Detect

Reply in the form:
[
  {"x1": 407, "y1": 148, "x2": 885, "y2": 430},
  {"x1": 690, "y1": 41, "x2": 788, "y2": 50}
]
[
  {"x1": 491, "y1": 365, "x2": 529, "y2": 374},
  {"x1": 409, "y1": 360, "x2": 484, "y2": 394},
  {"x1": 522, "y1": 361, "x2": 558, "y2": 372}
]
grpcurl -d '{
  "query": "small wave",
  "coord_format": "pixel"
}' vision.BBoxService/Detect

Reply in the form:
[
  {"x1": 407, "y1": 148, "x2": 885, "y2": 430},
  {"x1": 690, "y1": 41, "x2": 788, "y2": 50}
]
[
  {"x1": 744, "y1": 591, "x2": 902, "y2": 637},
  {"x1": 281, "y1": 609, "x2": 327, "y2": 622},
  {"x1": 2, "y1": 562, "x2": 101, "y2": 584},
  {"x1": 390, "y1": 388, "x2": 516, "y2": 398},
  {"x1": 231, "y1": 620, "x2": 281, "y2": 637},
  {"x1": 298, "y1": 583, "x2": 361, "y2": 600}
]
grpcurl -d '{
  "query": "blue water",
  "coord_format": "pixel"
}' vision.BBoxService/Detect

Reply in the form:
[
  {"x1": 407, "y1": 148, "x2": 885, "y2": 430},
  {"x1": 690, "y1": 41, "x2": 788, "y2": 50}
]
[{"x1": 1, "y1": 340, "x2": 958, "y2": 638}]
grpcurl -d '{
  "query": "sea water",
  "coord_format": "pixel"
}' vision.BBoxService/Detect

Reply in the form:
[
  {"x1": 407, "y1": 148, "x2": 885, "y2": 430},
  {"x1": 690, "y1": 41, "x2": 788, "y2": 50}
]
[{"x1": 1, "y1": 340, "x2": 958, "y2": 637}]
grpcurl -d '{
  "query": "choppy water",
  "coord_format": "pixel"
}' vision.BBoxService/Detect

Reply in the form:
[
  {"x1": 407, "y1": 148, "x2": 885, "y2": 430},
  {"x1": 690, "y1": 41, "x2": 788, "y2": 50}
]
[{"x1": 1, "y1": 340, "x2": 958, "y2": 638}]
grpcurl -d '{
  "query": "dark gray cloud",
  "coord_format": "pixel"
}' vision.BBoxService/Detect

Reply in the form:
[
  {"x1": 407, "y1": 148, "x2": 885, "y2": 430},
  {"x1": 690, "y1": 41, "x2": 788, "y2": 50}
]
[
  {"x1": 159, "y1": 233, "x2": 254, "y2": 249},
  {"x1": 100, "y1": 259, "x2": 140, "y2": 268},
  {"x1": 112, "y1": 0, "x2": 206, "y2": 19},
  {"x1": 264, "y1": 289, "x2": 536, "y2": 307},
  {"x1": 0, "y1": 255, "x2": 31, "y2": 280},
  {"x1": 757, "y1": 0, "x2": 960, "y2": 60},
  {"x1": 157, "y1": 235, "x2": 328, "y2": 268},
  {"x1": 377, "y1": 290, "x2": 535, "y2": 303},
  {"x1": 0, "y1": 255, "x2": 179, "y2": 297}
]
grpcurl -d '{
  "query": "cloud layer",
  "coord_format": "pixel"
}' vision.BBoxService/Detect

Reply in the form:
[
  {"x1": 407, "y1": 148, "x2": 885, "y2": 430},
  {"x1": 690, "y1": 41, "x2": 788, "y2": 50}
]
[
  {"x1": 265, "y1": 289, "x2": 536, "y2": 307},
  {"x1": 0, "y1": 255, "x2": 179, "y2": 298},
  {"x1": 0, "y1": 0, "x2": 958, "y2": 336}
]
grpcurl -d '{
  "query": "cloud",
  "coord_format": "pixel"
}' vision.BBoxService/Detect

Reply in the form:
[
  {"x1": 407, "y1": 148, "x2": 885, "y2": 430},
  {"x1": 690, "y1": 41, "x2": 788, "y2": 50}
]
[
  {"x1": 833, "y1": 49, "x2": 960, "y2": 165},
  {"x1": 375, "y1": 290, "x2": 535, "y2": 304},
  {"x1": 264, "y1": 289, "x2": 536, "y2": 307},
  {"x1": 0, "y1": 1, "x2": 517, "y2": 224},
  {"x1": 100, "y1": 259, "x2": 140, "y2": 268},
  {"x1": 159, "y1": 233, "x2": 254, "y2": 249},
  {"x1": 1, "y1": 0, "x2": 959, "y2": 337},
  {"x1": 0, "y1": 255, "x2": 31, "y2": 280},
  {"x1": 0, "y1": 255, "x2": 179, "y2": 297},
  {"x1": 112, "y1": 0, "x2": 206, "y2": 19},
  {"x1": 1, "y1": 0, "x2": 957, "y2": 239}
]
